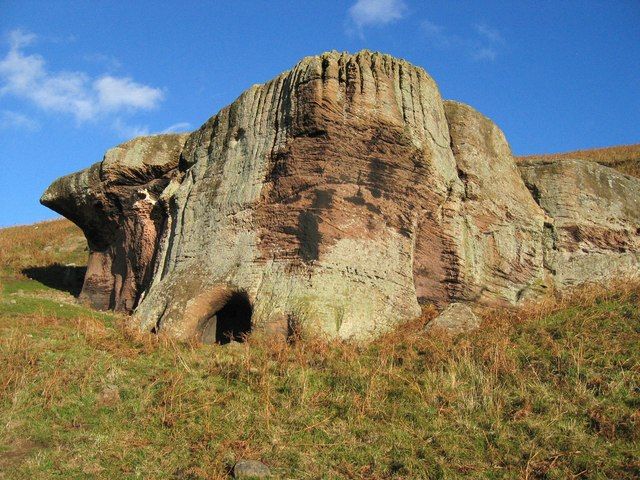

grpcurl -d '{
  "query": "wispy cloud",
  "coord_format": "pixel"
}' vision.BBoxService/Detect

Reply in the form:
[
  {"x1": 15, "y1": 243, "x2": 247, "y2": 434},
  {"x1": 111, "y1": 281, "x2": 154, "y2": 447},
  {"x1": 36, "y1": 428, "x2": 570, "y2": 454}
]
[
  {"x1": 161, "y1": 122, "x2": 191, "y2": 134},
  {"x1": 95, "y1": 76, "x2": 163, "y2": 112},
  {"x1": 0, "y1": 29, "x2": 164, "y2": 124},
  {"x1": 0, "y1": 109, "x2": 39, "y2": 130},
  {"x1": 472, "y1": 47, "x2": 497, "y2": 62},
  {"x1": 348, "y1": 0, "x2": 407, "y2": 30},
  {"x1": 112, "y1": 118, "x2": 150, "y2": 138},
  {"x1": 112, "y1": 120, "x2": 192, "y2": 140},
  {"x1": 421, "y1": 20, "x2": 504, "y2": 62},
  {"x1": 83, "y1": 53, "x2": 122, "y2": 71},
  {"x1": 421, "y1": 20, "x2": 455, "y2": 48},
  {"x1": 475, "y1": 23, "x2": 504, "y2": 44}
]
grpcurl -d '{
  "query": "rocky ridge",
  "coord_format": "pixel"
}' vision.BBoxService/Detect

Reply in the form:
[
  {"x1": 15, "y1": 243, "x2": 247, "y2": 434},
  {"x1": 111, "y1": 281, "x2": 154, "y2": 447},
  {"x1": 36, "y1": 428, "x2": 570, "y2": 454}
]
[{"x1": 41, "y1": 50, "x2": 640, "y2": 341}]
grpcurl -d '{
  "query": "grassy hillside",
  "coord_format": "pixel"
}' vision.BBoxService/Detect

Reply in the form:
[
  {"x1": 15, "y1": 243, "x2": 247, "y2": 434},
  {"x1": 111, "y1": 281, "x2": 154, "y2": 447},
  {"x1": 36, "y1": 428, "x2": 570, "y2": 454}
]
[
  {"x1": 517, "y1": 143, "x2": 640, "y2": 178},
  {"x1": 0, "y1": 218, "x2": 86, "y2": 279},
  {"x1": 1, "y1": 221, "x2": 639, "y2": 478}
]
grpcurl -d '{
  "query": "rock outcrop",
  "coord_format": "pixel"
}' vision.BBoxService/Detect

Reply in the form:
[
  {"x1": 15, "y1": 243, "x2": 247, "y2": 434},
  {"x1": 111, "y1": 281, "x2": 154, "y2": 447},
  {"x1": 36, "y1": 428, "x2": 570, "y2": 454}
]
[
  {"x1": 41, "y1": 51, "x2": 640, "y2": 342},
  {"x1": 41, "y1": 134, "x2": 188, "y2": 311},
  {"x1": 443, "y1": 101, "x2": 547, "y2": 304},
  {"x1": 135, "y1": 50, "x2": 460, "y2": 341},
  {"x1": 519, "y1": 158, "x2": 640, "y2": 289}
]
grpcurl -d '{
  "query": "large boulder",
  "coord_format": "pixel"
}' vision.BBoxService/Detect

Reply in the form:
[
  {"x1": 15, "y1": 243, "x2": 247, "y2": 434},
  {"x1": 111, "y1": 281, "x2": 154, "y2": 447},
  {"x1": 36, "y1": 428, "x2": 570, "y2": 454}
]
[
  {"x1": 519, "y1": 159, "x2": 640, "y2": 288},
  {"x1": 40, "y1": 50, "x2": 640, "y2": 342},
  {"x1": 424, "y1": 303, "x2": 480, "y2": 335},
  {"x1": 135, "y1": 50, "x2": 461, "y2": 340}
]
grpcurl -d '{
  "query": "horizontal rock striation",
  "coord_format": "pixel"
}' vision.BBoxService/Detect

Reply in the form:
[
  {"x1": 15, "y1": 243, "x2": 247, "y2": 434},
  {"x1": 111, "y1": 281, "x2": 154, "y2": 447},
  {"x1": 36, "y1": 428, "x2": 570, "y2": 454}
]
[
  {"x1": 519, "y1": 158, "x2": 640, "y2": 288},
  {"x1": 41, "y1": 50, "x2": 640, "y2": 342}
]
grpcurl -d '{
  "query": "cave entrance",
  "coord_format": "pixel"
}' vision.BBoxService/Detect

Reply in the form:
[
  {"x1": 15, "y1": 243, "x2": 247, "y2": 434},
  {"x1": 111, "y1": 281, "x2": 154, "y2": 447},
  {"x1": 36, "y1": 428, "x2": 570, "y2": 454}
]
[{"x1": 200, "y1": 291, "x2": 253, "y2": 345}]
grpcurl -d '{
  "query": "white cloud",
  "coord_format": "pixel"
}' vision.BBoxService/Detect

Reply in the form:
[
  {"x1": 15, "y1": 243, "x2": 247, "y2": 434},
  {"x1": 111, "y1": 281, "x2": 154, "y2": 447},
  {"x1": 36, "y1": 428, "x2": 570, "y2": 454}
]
[
  {"x1": 475, "y1": 24, "x2": 504, "y2": 44},
  {"x1": 161, "y1": 122, "x2": 191, "y2": 133},
  {"x1": 472, "y1": 47, "x2": 497, "y2": 62},
  {"x1": 0, "y1": 109, "x2": 39, "y2": 130},
  {"x1": 111, "y1": 120, "x2": 192, "y2": 140},
  {"x1": 421, "y1": 20, "x2": 455, "y2": 48},
  {"x1": 83, "y1": 53, "x2": 122, "y2": 71},
  {"x1": 8, "y1": 29, "x2": 36, "y2": 50},
  {"x1": 95, "y1": 76, "x2": 164, "y2": 111},
  {"x1": 349, "y1": 0, "x2": 407, "y2": 28},
  {"x1": 421, "y1": 20, "x2": 503, "y2": 62},
  {"x1": 0, "y1": 29, "x2": 164, "y2": 123}
]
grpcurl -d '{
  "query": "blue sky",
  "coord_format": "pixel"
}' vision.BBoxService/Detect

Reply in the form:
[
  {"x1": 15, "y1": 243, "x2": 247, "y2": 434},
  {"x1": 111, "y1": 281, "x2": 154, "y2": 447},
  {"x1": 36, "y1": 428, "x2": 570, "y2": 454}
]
[{"x1": 1, "y1": 0, "x2": 639, "y2": 227}]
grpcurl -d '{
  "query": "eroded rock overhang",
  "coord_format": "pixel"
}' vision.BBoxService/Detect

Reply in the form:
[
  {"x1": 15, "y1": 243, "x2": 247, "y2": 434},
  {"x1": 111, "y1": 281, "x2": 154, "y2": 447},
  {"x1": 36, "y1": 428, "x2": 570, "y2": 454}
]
[{"x1": 41, "y1": 134, "x2": 189, "y2": 312}]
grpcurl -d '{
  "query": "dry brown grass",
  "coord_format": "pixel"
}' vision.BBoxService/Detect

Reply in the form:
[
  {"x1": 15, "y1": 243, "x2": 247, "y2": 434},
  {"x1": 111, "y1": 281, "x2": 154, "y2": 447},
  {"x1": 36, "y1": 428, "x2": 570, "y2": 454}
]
[
  {"x1": 517, "y1": 143, "x2": 640, "y2": 178},
  {"x1": 1, "y1": 209, "x2": 639, "y2": 478}
]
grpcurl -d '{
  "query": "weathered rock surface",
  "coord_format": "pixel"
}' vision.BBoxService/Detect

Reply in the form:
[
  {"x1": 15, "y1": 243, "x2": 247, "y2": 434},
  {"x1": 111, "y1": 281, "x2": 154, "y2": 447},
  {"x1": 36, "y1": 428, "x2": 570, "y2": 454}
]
[
  {"x1": 136, "y1": 50, "x2": 464, "y2": 341},
  {"x1": 424, "y1": 303, "x2": 480, "y2": 334},
  {"x1": 443, "y1": 101, "x2": 547, "y2": 304},
  {"x1": 519, "y1": 159, "x2": 640, "y2": 289},
  {"x1": 41, "y1": 50, "x2": 640, "y2": 342},
  {"x1": 41, "y1": 134, "x2": 188, "y2": 311}
]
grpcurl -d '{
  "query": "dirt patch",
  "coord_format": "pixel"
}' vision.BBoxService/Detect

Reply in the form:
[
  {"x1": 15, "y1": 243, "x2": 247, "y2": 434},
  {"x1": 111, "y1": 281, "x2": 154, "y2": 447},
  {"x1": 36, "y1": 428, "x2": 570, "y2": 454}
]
[{"x1": 0, "y1": 438, "x2": 42, "y2": 472}]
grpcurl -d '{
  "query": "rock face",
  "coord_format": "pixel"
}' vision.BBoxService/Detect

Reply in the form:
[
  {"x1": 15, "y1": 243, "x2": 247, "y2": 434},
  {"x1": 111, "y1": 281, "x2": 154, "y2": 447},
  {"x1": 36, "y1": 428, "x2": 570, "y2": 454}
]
[
  {"x1": 443, "y1": 101, "x2": 547, "y2": 304},
  {"x1": 519, "y1": 159, "x2": 640, "y2": 289},
  {"x1": 41, "y1": 51, "x2": 640, "y2": 342},
  {"x1": 136, "y1": 50, "x2": 461, "y2": 340},
  {"x1": 41, "y1": 134, "x2": 188, "y2": 311}
]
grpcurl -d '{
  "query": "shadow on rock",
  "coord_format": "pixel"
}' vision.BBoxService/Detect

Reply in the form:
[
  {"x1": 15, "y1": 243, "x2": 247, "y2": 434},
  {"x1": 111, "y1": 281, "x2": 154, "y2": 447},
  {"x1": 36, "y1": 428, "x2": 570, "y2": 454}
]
[{"x1": 22, "y1": 263, "x2": 86, "y2": 297}]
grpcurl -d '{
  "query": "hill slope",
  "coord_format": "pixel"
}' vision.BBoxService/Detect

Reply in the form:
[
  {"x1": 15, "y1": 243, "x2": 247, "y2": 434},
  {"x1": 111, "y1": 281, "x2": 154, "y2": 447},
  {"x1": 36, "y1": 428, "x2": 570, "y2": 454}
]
[
  {"x1": 1, "y1": 218, "x2": 639, "y2": 478},
  {"x1": 517, "y1": 143, "x2": 640, "y2": 178},
  {"x1": 0, "y1": 219, "x2": 87, "y2": 303},
  {"x1": 0, "y1": 218, "x2": 85, "y2": 271}
]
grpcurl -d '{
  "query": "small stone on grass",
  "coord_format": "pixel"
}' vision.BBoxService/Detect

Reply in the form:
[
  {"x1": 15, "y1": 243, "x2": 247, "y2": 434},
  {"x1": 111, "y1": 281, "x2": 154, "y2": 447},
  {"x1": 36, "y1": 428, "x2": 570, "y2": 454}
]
[
  {"x1": 233, "y1": 459, "x2": 270, "y2": 479},
  {"x1": 424, "y1": 303, "x2": 480, "y2": 335}
]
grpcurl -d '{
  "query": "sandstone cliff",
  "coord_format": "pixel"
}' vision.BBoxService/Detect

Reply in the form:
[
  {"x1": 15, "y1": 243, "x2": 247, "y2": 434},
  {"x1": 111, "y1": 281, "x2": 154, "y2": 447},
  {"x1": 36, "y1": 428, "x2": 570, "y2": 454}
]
[{"x1": 41, "y1": 51, "x2": 640, "y2": 342}]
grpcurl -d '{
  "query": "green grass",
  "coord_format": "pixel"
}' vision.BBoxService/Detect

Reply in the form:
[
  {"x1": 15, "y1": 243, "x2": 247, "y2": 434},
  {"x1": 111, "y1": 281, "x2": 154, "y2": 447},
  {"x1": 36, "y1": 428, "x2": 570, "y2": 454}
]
[
  {"x1": 0, "y1": 220, "x2": 639, "y2": 479},
  {"x1": 1, "y1": 281, "x2": 638, "y2": 479}
]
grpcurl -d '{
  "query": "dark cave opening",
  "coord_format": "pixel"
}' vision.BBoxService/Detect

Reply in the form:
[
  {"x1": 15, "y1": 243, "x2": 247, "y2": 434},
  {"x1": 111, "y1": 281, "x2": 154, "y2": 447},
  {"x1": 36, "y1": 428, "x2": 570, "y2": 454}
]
[{"x1": 200, "y1": 291, "x2": 253, "y2": 345}]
